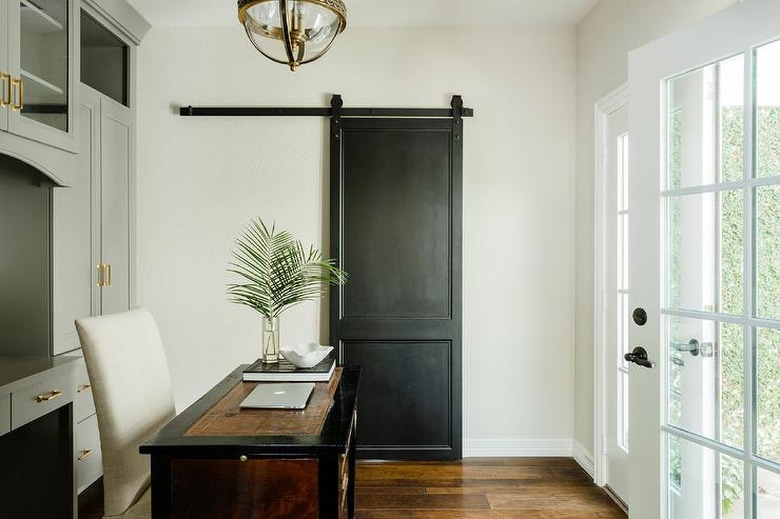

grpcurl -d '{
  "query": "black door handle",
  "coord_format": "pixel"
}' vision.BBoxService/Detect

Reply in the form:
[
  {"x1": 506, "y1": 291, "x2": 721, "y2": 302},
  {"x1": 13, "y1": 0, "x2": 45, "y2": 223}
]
[{"x1": 625, "y1": 346, "x2": 654, "y2": 368}]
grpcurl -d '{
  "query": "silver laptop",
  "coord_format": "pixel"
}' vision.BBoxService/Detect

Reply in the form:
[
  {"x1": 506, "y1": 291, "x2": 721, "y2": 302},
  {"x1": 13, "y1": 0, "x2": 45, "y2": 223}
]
[{"x1": 239, "y1": 382, "x2": 315, "y2": 409}]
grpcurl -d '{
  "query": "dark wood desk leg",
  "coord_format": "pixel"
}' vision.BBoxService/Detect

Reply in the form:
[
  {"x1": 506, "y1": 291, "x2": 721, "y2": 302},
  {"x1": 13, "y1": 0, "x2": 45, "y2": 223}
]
[
  {"x1": 347, "y1": 412, "x2": 357, "y2": 519},
  {"x1": 318, "y1": 454, "x2": 339, "y2": 519},
  {"x1": 150, "y1": 455, "x2": 172, "y2": 518}
]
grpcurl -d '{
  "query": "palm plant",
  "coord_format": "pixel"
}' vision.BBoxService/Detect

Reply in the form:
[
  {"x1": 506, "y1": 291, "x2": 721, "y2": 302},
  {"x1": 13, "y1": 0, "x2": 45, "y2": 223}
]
[{"x1": 227, "y1": 218, "x2": 347, "y2": 362}]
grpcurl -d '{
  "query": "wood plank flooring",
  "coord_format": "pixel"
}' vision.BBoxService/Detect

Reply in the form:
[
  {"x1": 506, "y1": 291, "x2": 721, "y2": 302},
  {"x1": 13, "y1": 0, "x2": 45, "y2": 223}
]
[
  {"x1": 78, "y1": 458, "x2": 626, "y2": 518},
  {"x1": 353, "y1": 458, "x2": 626, "y2": 518}
]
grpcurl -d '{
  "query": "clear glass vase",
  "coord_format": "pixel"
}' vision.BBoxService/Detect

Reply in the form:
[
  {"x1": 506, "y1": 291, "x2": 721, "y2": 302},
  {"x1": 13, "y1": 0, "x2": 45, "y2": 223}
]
[{"x1": 262, "y1": 316, "x2": 280, "y2": 363}]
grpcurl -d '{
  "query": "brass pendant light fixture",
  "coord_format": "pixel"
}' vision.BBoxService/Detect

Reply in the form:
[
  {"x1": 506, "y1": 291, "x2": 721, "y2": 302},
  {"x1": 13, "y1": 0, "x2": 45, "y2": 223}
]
[{"x1": 238, "y1": 0, "x2": 347, "y2": 71}]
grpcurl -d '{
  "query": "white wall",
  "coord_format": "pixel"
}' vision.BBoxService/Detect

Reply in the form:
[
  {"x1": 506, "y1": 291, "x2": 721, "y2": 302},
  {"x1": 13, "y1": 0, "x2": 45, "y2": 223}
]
[
  {"x1": 573, "y1": 0, "x2": 738, "y2": 463},
  {"x1": 135, "y1": 26, "x2": 577, "y2": 452}
]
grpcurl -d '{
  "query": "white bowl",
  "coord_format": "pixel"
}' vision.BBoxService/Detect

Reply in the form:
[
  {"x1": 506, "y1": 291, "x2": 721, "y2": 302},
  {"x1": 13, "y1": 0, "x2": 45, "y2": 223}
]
[{"x1": 280, "y1": 342, "x2": 334, "y2": 368}]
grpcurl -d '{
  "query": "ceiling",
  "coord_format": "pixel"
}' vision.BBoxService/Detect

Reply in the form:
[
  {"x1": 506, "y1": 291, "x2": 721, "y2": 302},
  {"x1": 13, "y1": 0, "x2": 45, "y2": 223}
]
[{"x1": 125, "y1": 0, "x2": 600, "y2": 28}]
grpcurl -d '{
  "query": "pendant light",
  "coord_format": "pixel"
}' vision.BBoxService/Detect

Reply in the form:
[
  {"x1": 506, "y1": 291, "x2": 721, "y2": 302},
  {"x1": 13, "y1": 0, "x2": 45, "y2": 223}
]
[{"x1": 238, "y1": 0, "x2": 347, "y2": 71}]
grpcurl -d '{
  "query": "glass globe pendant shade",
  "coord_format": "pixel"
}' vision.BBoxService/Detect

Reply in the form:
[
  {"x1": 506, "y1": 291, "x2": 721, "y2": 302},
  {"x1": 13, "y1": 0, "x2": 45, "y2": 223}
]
[{"x1": 238, "y1": 0, "x2": 347, "y2": 71}]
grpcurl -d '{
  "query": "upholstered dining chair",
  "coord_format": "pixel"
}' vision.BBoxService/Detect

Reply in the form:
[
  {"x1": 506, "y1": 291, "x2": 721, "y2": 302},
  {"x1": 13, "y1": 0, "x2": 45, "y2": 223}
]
[{"x1": 75, "y1": 307, "x2": 176, "y2": 519}]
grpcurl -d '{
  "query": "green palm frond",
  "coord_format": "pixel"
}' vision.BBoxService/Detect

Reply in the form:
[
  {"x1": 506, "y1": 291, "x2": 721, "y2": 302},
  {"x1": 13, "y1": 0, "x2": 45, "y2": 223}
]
[{"x1": 227, "y1": 218, "x2": 347, "y2": 318}]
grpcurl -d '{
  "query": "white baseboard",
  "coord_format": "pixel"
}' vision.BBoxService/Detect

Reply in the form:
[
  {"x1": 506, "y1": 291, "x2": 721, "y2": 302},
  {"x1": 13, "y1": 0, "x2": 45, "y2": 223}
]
[
  {"x1": 572, "y1": 440, "x2": 595, "y2": 478},
  {"x1": 463, "y1": 438, "x2": 573, "y2": 458}
]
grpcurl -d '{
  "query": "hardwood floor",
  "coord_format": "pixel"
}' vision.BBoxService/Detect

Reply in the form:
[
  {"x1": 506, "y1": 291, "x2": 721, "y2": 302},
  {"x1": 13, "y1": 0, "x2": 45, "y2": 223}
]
[
  {"x1": 354, "y1": 458, "x2": 626, "y2": 518},
  {"x1": 78, "y1": 458, "x2": 626, "y2": 518}
]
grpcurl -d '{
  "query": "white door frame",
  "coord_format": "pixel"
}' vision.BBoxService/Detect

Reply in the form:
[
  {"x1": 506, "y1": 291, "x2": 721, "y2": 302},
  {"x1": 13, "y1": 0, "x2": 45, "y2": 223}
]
[{"x1": 594, "y1": 83, "x2": 628, "y2": 490}]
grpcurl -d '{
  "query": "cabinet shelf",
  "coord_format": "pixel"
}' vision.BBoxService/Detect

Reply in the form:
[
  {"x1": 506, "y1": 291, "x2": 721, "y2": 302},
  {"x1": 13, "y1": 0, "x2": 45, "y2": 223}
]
[
  {"x1": 20, "y1": 0, "x2": 64, "y2": 33},
  {"x1": 20, "y1": 68, "x2": 64, "y2": 95}
]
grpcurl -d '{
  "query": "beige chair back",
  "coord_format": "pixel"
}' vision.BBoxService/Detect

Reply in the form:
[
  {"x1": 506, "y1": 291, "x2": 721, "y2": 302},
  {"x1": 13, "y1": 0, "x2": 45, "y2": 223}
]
[{"x1": 76, "y1": 307, "x2": 175, "y2": 518}]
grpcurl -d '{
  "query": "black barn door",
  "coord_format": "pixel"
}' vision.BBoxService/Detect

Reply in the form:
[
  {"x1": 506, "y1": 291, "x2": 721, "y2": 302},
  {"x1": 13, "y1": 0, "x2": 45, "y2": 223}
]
[{"x1": 330, "y1": 117, "x2": 462, "y2": 460}]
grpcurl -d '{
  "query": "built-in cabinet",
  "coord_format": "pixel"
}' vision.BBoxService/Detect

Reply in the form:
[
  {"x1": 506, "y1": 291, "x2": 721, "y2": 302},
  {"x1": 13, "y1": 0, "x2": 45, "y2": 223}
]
[
  {"x1": 53, "y1": 84, "x2": 132, "y2": 355},
  {"x1": 0, "y1": 0, "x2": 148, "y2": 510},
  {"x1": 53, "y1": 83, "x2": 133, "y2": 491},
  {"x1": 51, "y1": 4, "x2": 138, "y2": 495},
  {"x1": 0, "y1": 0, "x2": 77, "y2": 151}
]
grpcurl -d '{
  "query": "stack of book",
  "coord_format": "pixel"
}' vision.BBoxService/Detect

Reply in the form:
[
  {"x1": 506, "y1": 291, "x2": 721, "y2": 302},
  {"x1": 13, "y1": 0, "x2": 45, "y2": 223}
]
[{"x1": 242, "y1": 351, "x2": 336, "y2": 382}]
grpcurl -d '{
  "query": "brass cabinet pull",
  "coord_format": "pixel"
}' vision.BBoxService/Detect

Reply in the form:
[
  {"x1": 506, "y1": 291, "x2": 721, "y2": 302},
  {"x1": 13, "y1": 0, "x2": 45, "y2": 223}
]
[
  {"x1": 10, "y1": 77, "x2": 23, "y2": 111},
  {"x1": 0, "y1": 72, "x2": 10, "y2": 107},
  {"x1": 77, "y1": 449, "x2": 93, "y2": 461},
  {"x1": 239, "y1": 455, "x2": 248, "y2": 462},
  {"x1": 35, "y1": 389, "x2": 63, "y2": 402},
  {"x1": 96, "y1": 264, "x2": 112, "y2": 287},
  {"x1": 77, "y1": 383, "x2": 92, "y2": 393}
]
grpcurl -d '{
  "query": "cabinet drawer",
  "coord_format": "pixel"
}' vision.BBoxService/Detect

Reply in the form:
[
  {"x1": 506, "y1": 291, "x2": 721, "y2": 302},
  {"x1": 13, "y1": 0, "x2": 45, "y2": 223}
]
[
  {"x1": 0, "y1": 394, "x2": 9, "y2": 436},
  {"x1": 72, "y1": 360, "x2": 96, "y2": 422},
  {"x1": 76, "y1": 414, "x2": 102, "y2": 493},
  {"x1": 11, "y1": 371, "x2": 73, "y2": 429}
]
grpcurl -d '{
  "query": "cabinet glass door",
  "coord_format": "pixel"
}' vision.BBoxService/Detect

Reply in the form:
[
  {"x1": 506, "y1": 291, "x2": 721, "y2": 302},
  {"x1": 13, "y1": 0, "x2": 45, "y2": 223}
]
[{"x1": 17, "y1": 0, "x2": 69, "y2": 132}]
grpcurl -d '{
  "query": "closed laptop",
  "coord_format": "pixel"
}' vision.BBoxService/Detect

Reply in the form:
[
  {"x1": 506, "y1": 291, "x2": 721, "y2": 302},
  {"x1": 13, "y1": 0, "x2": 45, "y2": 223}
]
[{"x1": 239, "y1": 382, "x2": 315, "y2": 409}]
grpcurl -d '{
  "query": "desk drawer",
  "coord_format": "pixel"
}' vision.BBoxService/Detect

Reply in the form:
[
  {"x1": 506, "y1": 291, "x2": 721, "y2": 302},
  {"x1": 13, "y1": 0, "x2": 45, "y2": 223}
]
[
  {"x1": 171, "y1": 458, "x2": 319, "y2": 519},
  {"x1": 0, "y1": 394, "x2": 9, "y2": 436},
  {"x1": 72, "y1": 360, "x2": 95, "y2": 422},
  {"x1": 11, "y1": 371, "x2": 73, "y2": 429},
  {"x1": 76, "y1": 414, "x2": 102, "y2": 493}
]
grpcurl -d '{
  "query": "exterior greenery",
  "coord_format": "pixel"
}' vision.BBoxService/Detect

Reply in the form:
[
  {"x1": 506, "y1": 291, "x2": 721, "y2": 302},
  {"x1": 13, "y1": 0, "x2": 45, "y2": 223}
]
[{"x1": 667, "y1": 105, "x2": 780, "y2": 513}]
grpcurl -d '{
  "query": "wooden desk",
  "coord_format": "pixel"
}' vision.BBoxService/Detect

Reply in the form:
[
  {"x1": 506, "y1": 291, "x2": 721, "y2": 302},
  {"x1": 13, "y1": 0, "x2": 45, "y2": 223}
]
[{"x1": 140, "y1": 365, "x2": 360, "y2": 519}]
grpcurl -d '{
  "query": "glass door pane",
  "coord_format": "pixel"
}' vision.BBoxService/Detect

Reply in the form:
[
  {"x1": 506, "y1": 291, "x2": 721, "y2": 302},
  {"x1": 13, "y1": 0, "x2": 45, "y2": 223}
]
[
  {"x1": 665, "y1": 316, "x2": 744, "y2": 449},
  {"x1": 80, "y1": 11, "x2": 129, "y2": 107},
  {"x1": 757, "y1": 467, "x2": 780, "y2": 517},
  {"x1": 19, "y1": 0, "x2": 68, "y2": 131},
  {"x1": 667, "y1": 55, "x2": 744, "y2": 190},
  {"x1": 755, "y1": 328, "x2": 780, "y2": 464},
  {"x1": 755, "y1": 186, "x2": 780, "y2": 319},
  {"x1": 668, "y1": 436, "x2": 745, "y2": 519},
  {"x1": 756, "y1": 42, "x2": 780, "y2": 178},
  {"x1": 666, "y1": 190, "x2": 744, "y2": 314}
]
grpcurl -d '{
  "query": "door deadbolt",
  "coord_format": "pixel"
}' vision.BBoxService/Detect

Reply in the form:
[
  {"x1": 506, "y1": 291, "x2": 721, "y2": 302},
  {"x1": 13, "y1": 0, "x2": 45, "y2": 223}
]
[{"x1": 632, "y1": 307, "x2": 647, "y2": 326}]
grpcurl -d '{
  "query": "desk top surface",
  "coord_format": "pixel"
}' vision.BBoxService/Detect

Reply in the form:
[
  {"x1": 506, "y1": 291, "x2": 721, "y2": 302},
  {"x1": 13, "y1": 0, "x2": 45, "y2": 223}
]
[
  {"x1": 140, "y1": 364, "x2": 360, "y2": 458},
  {"x1": 0, "y1": 355, "x2": 81, "y2": 395},
  {"x1": 186, "y1": 368, "x2": 343, "y2": 437}
]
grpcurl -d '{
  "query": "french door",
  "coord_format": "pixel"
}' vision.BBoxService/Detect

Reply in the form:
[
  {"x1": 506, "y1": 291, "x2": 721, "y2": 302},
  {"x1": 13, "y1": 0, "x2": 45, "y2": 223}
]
[
  {"x1": 628, "y1": 0, "x2": 780, "y2": 517},
  {"x1": 602, "y1": 99, "x2": 630, "y2": 506}
]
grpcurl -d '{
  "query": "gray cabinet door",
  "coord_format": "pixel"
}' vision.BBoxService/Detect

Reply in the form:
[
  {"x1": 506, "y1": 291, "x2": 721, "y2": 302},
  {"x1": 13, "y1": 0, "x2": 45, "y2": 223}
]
[
  {"x1": 52, "y1": 93, "x2": 97, "y2": 354},
  {"x1": 98, "y1": 94, "x2": 131, "y2": 315},
  {"x1": 52, "y1": 85, "x2": 132, "y2": 354},
  {"x1": 331, "y1": 117, "x2": 462, "y2": 460}
]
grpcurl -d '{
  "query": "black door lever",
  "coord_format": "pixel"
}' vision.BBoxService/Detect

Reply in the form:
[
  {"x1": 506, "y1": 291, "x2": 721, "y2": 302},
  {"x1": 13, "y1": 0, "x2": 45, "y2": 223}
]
[{"x1": 625, "y1": 346, "x2": 654, "y2": 368}]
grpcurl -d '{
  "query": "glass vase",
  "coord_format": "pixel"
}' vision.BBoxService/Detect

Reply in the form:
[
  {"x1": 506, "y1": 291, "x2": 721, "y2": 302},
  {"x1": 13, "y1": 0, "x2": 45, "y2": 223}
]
[{"x1": 262, "y1": 316, "x2": 280, "y2": 363}]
